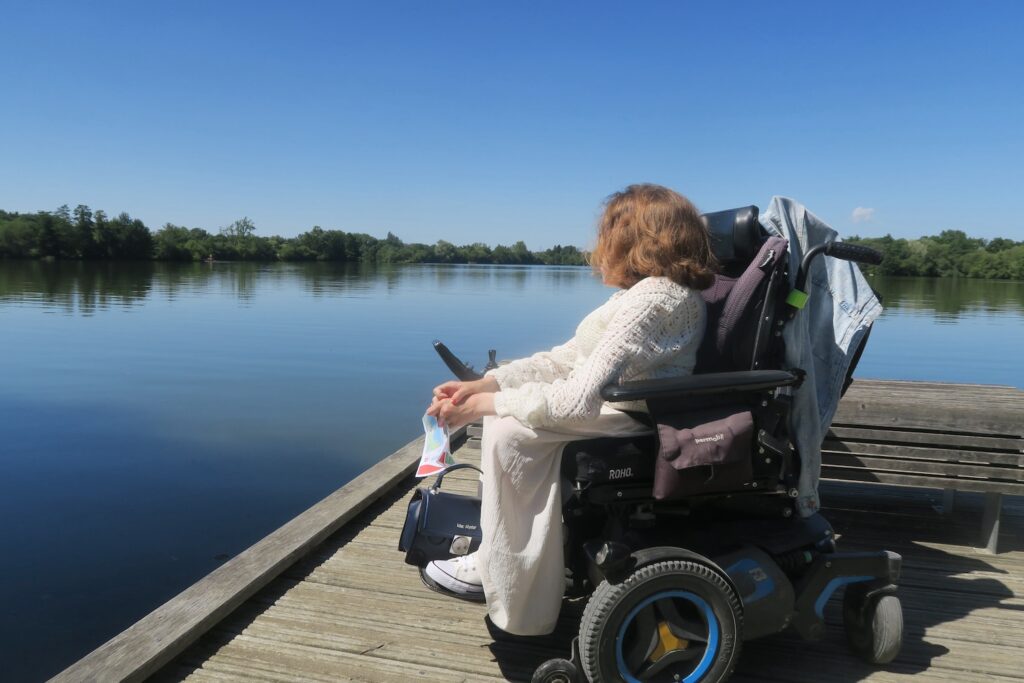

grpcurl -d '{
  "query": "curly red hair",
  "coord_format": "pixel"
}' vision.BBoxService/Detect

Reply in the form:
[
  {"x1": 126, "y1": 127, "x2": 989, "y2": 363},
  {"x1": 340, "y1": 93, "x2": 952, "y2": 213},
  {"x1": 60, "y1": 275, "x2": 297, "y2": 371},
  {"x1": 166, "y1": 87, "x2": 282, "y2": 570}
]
[{"x1": 590, "y1": 184, "x2": 718, "y2": 290}]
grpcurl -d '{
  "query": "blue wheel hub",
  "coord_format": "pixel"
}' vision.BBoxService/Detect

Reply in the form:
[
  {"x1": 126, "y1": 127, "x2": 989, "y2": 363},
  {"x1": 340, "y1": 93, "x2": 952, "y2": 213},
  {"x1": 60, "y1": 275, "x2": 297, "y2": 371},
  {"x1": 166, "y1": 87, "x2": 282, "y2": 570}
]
[{"x1": 615, "y1": 590, "x2": 720, "y2": 683}]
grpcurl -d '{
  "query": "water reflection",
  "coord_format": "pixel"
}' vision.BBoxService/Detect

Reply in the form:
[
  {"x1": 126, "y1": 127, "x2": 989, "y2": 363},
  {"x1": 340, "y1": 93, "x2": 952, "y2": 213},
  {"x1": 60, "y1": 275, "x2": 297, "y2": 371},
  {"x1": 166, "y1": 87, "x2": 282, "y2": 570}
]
[
  {"x1": 0, "y1": 261, "x2": 154, "y2": 315},
  {"x1": 0, "y1": 261, "x2": 603, "y2": 313},
  {"x1": 869, "y1": 275, "x2": 1024, "y2": 318},
  {"x1": 2, "y1": 262, "x2": 1021, "y2": 320}
]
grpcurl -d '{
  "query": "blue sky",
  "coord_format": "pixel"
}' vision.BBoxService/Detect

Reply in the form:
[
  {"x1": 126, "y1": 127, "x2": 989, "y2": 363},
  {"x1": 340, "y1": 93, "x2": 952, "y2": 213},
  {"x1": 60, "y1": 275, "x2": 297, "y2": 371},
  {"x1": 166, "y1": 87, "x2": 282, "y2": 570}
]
[{"x1": 1, "y1": 1, "x2": 1021, "y2": 247}]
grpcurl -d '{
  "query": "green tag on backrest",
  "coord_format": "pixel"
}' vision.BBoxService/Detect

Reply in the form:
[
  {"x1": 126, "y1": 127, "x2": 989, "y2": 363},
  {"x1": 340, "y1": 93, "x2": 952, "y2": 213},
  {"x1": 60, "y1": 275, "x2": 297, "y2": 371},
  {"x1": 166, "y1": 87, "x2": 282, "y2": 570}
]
[{"x1": 786, "y1": 289, "x2": 809, "y2": 309}]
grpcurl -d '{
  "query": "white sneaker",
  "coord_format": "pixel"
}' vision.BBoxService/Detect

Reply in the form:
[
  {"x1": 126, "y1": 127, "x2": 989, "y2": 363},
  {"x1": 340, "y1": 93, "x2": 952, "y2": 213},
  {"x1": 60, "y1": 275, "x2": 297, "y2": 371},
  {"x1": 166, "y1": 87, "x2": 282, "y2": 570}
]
[{"x1": 424, "y1": 553, "x2": 485, "y2": 602}]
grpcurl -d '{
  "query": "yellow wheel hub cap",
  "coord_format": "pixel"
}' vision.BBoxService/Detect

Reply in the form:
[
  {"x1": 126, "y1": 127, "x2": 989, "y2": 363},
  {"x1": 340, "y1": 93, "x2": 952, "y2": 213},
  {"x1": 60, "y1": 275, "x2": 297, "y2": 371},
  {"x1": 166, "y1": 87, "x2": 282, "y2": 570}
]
[{"x1": 649, "y1": 620, "x2": 690, "y2": 662}]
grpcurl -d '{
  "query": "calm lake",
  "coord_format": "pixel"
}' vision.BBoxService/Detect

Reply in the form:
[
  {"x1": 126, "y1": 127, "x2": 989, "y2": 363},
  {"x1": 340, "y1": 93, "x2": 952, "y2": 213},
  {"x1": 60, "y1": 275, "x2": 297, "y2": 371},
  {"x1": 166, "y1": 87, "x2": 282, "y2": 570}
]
[{"x1": 1, "y1": 261, "x2": 1022, "y2": 680}]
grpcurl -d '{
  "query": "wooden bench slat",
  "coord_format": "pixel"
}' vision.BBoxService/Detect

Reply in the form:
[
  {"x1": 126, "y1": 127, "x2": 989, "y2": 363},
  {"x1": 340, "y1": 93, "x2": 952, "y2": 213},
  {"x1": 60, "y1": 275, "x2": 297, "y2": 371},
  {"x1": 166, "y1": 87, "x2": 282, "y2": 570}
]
[
  {"x1": 821, "y1": 467, "x2": 1024, "y2": 495},
  {"x1": 822, "y1": 439, "x2": 1024, "y2": 467},
  {"x1": 846, "y1": 379, "x2": 1022, "y2": 399},
  {"x1": 835, "y1": 380, "x2": 1024, "y2": 437},
  {"x1": 833, "y1": 402, "x2": 1023, "y2": 436},
  {"x1": 822, "y1": 452, "x2": 1024, "y2": 482},
  {"x1": 828, "y1": 426, "x2": 1024, "y2": 453}
]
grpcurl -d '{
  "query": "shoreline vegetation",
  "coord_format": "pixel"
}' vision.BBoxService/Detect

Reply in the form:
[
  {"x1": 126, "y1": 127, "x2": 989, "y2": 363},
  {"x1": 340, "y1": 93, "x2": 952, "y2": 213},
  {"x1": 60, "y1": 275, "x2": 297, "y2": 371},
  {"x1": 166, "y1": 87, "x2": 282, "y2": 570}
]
[
  {"x1": 2, "y1": 205, "x2": 1022, "y2": 279},
  {"x1": 0, "y1": 206, "x2": 586, "y2": 266}
]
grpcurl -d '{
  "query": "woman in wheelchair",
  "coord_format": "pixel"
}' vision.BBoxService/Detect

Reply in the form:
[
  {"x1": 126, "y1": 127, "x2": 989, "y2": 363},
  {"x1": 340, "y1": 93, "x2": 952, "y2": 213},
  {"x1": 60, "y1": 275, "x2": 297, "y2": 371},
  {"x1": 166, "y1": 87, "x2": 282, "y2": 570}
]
[
  {"x1": 418, "y1": 193, "x2": 902, "y2": 682},
  {"x1": 426, "y1": 183, "x2": 719, "y2": 636}
]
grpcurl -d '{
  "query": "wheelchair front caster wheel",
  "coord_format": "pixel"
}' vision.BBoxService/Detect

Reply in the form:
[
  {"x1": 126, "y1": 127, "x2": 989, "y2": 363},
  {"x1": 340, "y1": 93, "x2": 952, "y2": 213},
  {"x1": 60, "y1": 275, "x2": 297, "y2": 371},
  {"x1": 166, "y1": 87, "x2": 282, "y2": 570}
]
[
  {"x1": 532, "y1": 658, "x2": 581, "y2": 683},
  {"x1": 843, "y1": 585, "x2": 903, "y2": 664}
]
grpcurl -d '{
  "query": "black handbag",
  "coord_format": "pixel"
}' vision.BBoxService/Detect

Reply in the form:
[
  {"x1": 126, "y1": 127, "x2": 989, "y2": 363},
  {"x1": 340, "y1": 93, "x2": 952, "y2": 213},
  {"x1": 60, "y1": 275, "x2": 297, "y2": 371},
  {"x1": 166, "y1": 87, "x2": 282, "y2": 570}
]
[{"x1": 398, "y1": 463, "x2": 484, "y2": 567}]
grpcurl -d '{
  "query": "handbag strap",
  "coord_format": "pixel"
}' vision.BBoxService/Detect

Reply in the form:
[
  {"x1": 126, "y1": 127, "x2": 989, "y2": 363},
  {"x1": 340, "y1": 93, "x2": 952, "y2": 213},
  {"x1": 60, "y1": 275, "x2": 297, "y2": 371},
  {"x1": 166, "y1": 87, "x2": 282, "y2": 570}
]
[{"x1": 432, "y1": 463, "x2": 483, "y2": 492}]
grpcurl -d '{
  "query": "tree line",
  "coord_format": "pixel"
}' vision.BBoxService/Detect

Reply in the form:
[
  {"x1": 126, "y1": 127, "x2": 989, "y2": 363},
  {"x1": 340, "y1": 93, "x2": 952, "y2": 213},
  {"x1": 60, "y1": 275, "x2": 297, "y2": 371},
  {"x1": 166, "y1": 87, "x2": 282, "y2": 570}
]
[
  {"x1": 846, "y1": 230, "x2": 1024, "y2": 280},
  {"x1": 3, "y1": 205, "x2": 1022, "y2": 278},
  {"x1": 0, "y1": 205, "x2": 587, "y2": 266}
]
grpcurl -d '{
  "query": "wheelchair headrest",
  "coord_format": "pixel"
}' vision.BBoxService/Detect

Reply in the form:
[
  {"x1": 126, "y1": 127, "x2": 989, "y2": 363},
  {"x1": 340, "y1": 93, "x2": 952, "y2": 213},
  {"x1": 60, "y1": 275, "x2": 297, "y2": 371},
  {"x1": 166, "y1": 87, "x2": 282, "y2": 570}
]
[{"x1": 701, "y1": 205, "x2": 763, "y2": 265}]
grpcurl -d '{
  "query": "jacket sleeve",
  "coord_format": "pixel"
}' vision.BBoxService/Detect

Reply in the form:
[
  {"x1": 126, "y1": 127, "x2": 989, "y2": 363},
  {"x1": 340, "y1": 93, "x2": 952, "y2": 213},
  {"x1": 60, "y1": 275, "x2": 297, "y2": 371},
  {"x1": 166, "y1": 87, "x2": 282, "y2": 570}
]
[
  {"x1": 485, "y1": 338, "x2": 578, "y2": 389},
  {"x1": 493, "y1": 290, "x2": 699, "y2": 428}
]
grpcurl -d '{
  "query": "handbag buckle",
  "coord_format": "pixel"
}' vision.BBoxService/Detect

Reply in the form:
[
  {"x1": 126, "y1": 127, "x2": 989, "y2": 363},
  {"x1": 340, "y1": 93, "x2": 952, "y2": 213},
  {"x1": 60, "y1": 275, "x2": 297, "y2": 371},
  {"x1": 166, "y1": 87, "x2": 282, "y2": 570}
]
[{"x1": 450, "y1": 535, "x2": 473, "y2": 555}]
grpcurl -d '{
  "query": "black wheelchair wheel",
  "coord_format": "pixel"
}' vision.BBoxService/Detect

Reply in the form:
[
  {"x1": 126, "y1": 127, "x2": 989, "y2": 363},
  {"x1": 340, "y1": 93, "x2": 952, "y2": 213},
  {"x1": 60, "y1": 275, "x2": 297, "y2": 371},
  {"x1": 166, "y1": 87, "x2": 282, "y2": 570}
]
[
  {"x1": 843, "y1": 585, "x2": 903, "y2": 664},
  {"x1": 579, "y1": 560, "x2": 742, "y2": 683},
  {"x1": 532, "y1": 658, "x2": 581, "y2": 683}
]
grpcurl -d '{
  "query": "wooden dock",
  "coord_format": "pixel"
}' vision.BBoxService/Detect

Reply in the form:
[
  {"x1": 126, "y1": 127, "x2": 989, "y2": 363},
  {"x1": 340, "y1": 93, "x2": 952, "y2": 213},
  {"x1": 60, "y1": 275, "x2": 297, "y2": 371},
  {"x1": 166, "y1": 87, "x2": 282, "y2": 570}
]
[{"x1": 53, "y1": 381, "x2": 1024, "y2": 683}]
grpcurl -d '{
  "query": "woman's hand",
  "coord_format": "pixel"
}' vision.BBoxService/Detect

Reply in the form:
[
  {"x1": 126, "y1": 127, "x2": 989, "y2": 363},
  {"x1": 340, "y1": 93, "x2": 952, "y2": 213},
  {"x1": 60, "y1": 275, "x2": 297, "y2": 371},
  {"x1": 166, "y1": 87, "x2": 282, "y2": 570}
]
[
  {"x1": 432, "y1": 375, "x2": 499, "y2": 406},
  {"x1": 427, "y1": 392, "x2": 496, "y2": 430}
]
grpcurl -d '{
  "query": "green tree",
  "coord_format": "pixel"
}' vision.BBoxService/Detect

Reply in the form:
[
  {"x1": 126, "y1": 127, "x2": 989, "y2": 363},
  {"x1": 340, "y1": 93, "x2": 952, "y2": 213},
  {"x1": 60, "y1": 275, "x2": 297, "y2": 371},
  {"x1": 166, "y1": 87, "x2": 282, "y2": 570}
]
[
  {"x1": 221, "y1": 217, "x2": 256, "y2": 238},
  {"x1": 73, "y1": 204, "x2": 96, "y2": 258},
  {"x1": 37, "y1": 213, "x2": 64, "y2": 258},
  {"x1": 986, "y1": 237, "x2": 1018, "y2": 253},
  {"x1": 511, "y1": 240, "x2": 534, "y2": 264},
  {"x1": 460, "y1": 242, "x2": 493, "y2": 263},
  {"x1": 0, "y1": 214, "x2": 38, "y2": 257},
  {"x1": 107, "y1": 212, "x2": 154, "y2": 259},
  {"x1": 154, "y1": 224, "x2": 200, "y2": 261},
  {"x1": 538, "y1": 244, "x2": 587, "y2": 265},
  {"x1": 91, "y1": 209, "x2": 114, "y2": 257},
  {"x1": 433, "y1": 240, "x2": 460, "y2": 263}
]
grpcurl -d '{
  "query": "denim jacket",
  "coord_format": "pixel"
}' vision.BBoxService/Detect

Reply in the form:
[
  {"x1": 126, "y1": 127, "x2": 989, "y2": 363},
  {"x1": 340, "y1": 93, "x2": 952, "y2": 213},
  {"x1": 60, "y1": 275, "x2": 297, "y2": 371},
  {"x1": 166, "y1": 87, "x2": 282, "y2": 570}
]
[{"x1": 760, "y1": 197, "x2": 883, "y2": 516}]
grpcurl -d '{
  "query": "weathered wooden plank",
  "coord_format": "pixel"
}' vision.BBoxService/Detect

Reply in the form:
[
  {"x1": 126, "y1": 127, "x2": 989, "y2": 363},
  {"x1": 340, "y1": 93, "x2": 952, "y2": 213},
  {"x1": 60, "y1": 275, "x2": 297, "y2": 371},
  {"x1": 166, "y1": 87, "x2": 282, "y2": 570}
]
[
  {"x1": 821, "y1": 466, "x2": 1024, "y2": 495},
  {"x1": 827, "y1": 426, "x2": 1024, "y2": 453},
  {"x1": 845, "y1": 379, "x2": 1022, "y2": 399},
  {"x1": 835, "y1": 380, "x2": 1024, "y2": 436},
  {"x1": 51, "y1": 428, "x2": 464, "y2": 683},
  {"x1": 822, "y1": 452, "x2": 1024, "y2": 482},
  {"x1": 176, "y1": 637, "x2": 506, "y2": 683},
  {"x1": 833, "y1": 402, "x2": 1023, "y2": 436},
  {"x1": 823, "y1": 438, "x2": 1024, "y2": 466}
]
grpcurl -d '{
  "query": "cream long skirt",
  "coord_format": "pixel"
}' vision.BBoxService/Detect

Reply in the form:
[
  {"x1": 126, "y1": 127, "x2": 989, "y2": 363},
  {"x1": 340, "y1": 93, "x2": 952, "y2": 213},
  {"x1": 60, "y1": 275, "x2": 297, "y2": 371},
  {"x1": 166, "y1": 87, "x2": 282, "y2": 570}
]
[{"x1": 476, "y1": 405, "x2": 650, "y2": 636}]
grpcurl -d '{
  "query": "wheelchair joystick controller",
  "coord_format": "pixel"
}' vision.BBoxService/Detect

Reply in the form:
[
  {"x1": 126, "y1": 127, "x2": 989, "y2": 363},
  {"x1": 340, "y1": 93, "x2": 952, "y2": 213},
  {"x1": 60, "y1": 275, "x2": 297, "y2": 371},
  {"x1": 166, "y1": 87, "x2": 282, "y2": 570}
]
[{"x1": 432, "y1": 340, "x2": 484, "y2": 381}]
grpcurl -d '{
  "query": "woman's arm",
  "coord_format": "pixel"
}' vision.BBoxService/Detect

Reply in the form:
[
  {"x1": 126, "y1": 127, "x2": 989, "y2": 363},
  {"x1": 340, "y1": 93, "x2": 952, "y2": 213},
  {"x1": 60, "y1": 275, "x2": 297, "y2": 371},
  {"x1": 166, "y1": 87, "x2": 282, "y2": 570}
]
[
  {"x1": 494, "y1": 288, "x2": 702, "y2": 428},
  {"x1": 485, "y1": 338, "x2": 578, "y2": 390},
  {"x1": 432, "y1": 375, "x2": 499, "y2": 405},
  {"x1": 425, "y1": 335, "x2": 577, "y2": 429}
]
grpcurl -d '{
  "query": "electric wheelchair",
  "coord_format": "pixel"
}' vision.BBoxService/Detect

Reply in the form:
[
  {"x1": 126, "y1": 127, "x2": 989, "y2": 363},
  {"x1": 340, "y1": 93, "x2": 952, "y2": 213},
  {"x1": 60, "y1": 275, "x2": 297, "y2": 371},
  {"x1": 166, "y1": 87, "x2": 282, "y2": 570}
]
[{"x1": 403, "y1": 206, "x2": 902, "y2": 683}]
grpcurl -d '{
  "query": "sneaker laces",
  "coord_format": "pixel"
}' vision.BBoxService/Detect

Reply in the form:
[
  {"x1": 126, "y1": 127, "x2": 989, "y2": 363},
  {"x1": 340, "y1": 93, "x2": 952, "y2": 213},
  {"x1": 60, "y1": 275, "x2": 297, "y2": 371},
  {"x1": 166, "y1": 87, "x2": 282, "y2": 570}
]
[{"x1": 451, "y1": 553, "x2": 481, "y2": 583}]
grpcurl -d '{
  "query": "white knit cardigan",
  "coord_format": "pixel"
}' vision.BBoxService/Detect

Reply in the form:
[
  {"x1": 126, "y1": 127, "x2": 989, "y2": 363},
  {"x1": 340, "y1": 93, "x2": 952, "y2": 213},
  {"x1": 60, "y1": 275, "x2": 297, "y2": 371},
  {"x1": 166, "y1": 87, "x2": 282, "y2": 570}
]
[{"x1": 489, "y1": 276, "x2": 706, "y2": 428}]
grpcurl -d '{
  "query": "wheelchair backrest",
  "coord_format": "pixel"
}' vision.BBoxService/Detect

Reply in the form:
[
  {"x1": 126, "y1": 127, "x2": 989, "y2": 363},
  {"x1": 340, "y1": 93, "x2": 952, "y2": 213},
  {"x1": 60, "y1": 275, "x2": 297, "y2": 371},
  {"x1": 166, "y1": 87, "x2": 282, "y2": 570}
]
[{"x1": 697, "y1": 206, "x2": 789, "y2": 373}]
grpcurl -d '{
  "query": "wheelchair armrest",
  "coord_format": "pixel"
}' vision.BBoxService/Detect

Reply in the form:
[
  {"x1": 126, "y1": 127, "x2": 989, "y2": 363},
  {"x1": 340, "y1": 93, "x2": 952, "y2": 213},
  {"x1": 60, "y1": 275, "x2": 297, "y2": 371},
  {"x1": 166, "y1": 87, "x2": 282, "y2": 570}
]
[{"x1": 601, "y1": 370, "x2": 801, "y2": 403}]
